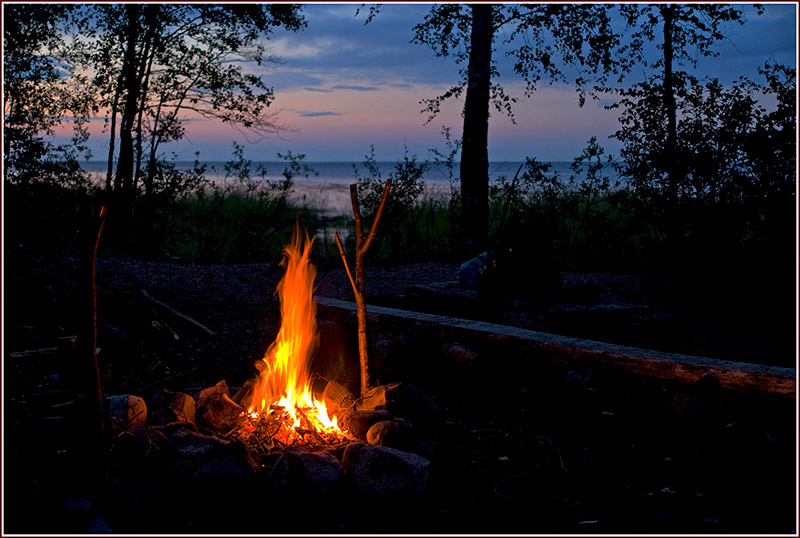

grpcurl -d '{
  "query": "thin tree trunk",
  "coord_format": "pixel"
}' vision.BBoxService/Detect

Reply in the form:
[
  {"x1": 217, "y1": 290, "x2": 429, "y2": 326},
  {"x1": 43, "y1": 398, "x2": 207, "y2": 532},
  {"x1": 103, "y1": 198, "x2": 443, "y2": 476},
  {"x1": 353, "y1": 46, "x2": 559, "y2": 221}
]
[
  {"x1": 107, "y1": 82, "x2": 122, "y2": 193},
  {"x1": 106, "y1": 81, "x2": 125, "y2": 193},
  {"x1": 115, "y1": 4, "x2": 142, "y2": 244},
  {"x1": 459, "y1": 4, "x2": 493, "y2": 257},
  {"x1": 144, "y1": 102, "x2": 163, "y2": 196},
  {"x1": 661, "y1": 4, "x2": 681, "y2": 260},
  {"x1": 662, "y1": 5, "x2": 677, "y2": 205},
  {"x1": 135, "y1": 7, "x2": 158, "y2": 197}
]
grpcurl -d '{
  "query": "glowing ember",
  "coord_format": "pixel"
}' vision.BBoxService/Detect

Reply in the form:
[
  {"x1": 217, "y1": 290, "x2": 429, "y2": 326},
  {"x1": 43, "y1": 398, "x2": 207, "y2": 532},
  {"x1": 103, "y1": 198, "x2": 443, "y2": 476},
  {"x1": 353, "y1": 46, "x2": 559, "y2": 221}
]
[{"x1": 245, "y1": 223, "x2": 346, "y2": 445}]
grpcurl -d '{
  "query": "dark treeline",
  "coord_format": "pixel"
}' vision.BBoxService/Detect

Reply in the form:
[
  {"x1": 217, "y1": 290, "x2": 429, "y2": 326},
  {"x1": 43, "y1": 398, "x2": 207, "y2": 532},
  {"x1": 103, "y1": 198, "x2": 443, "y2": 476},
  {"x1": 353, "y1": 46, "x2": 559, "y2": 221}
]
[{"x1": 3, "y1": 3, "x2": 795, "y2": 285}]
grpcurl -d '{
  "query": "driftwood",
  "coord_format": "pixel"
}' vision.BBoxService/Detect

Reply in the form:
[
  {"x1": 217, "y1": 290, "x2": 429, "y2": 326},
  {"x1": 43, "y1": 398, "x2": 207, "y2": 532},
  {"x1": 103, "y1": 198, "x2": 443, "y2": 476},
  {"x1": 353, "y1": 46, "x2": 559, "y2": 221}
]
[
  {"x1": 139, "y1": 289, "x2": 216, "y2": 336},
  {"x1": 10, "y1": 347, "x2": 59, "y2": 358},
  {"x1": 9, "y1": 335, "x2": 78, "y2": 358},
  {"x1": 334, "y1": 179, "x2": 392, "y2": 398}
]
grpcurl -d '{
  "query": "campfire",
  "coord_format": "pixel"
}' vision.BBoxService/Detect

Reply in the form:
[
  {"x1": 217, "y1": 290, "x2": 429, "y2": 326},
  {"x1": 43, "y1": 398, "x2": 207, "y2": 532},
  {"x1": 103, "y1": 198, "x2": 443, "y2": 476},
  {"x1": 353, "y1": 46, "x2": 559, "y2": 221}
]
[
  {"x1": 236, "y1": 224, "x2": 349, "y2": 449},
  {"x1": 94, "y1": 188, "x2": 440, "y2": 516}
]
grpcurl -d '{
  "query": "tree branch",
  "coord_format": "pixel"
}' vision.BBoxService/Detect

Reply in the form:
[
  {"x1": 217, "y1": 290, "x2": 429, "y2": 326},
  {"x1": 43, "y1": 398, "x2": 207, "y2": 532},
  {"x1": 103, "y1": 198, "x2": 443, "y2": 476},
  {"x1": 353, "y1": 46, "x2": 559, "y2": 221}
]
[
  {"x1": 333, "y1": 232, "x2": 357, "y2": 295},
  {"x1": 359, "y1": 178, "x2": 393, "y2": 255}
]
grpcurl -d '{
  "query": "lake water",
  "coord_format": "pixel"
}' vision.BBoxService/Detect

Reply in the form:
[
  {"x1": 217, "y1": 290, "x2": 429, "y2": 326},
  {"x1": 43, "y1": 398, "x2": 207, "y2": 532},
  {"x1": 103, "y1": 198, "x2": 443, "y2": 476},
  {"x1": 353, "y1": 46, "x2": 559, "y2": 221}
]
[{"x1": 81, "y1": 160, "x2": 614, "y2": 217}]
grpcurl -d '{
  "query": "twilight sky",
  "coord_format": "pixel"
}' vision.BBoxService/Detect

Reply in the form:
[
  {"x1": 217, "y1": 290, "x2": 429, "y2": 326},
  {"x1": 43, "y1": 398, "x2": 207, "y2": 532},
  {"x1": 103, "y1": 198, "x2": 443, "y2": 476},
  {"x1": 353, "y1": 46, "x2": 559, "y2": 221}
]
[{"x1": 82, "y1": 3, "x2": 797, "y2": 163}]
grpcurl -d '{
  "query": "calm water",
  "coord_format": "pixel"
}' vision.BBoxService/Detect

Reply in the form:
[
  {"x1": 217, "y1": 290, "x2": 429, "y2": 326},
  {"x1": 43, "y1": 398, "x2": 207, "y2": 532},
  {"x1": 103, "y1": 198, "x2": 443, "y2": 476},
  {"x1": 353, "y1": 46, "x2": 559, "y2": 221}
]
[
  {"x1": 81, "y1": 160, "x2": 577, "y2": 183},
  {"x1": 81, "y1": 160, "x2": 618, "y2": 216}
]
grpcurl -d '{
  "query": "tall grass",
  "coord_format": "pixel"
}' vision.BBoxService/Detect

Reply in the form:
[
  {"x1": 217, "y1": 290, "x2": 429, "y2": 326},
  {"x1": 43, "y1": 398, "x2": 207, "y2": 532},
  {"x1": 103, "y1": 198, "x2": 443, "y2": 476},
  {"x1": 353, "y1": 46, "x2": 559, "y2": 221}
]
[
  {"x1": 147, "y1": 187, "x2": 319, "y2": 264},
  {"x1": 133, "y1": 144, "x2": 321, "y2": 264}
]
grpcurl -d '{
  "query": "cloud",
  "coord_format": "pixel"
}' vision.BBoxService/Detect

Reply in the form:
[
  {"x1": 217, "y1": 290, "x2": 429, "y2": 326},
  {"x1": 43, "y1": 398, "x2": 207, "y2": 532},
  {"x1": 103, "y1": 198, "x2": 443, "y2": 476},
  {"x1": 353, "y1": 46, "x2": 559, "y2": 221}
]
[
  {"x1": 330, "y1": 84, "x2": 380, "y2": 92},
  {"x1": 299, "y1": 111, "x2": 344, "y2": 117},
  {"x1": 304, "y1": 87, "x2": 333, "y2": 93},
  {"x1": 270, "y1": 37, "x2": 328, "y2": 60}
]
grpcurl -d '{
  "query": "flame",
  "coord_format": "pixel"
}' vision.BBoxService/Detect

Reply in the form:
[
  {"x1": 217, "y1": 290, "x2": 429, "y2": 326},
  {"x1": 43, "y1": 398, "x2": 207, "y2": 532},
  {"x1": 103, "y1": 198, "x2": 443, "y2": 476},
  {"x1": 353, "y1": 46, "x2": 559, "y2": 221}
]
[{"x1": 247, "y1": 224, "x2": 343, "y2": 439}]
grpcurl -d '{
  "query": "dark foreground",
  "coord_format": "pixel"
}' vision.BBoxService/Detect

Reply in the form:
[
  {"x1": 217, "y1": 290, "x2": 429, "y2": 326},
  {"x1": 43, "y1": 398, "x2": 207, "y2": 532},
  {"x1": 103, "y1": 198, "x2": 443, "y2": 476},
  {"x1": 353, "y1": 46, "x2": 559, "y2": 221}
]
[{"x1": 3, "y1": 255, "x2": 796, "y2": 534}]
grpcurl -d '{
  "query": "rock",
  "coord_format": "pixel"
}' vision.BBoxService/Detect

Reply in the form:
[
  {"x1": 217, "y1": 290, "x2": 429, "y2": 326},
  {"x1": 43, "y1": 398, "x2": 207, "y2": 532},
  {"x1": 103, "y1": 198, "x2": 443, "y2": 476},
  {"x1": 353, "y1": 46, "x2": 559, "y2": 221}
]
[
  {"x1": 86, "y1": 516, "x2": 112, "y2": 533},
  {"x1": 149, "y1": 389, "x2": 196, "y2": 426},
  {"x1": 342, "y1": 442, "x2": 432, "y2": 496},
  {"x1": 107, "y1": 394, "x2": 148, "y2": 432},
  {"x1": 196, "y1": 380, "x2": 245, "y2": 433},
  {"x1": 458, "y1": 252, "x2": 489, "y2": 290},
  {"x1": 366, "y1": 420, "x2": 422, "y2": 454},
  {"x1": 441, "y1": 343, "x2": 478, "y2": 369},
  {"x1": 166, "y1": 429, "x2": 259, "y2": 479},
  {"x1": 356, "y1": 382, "x2": 441, "y2": 432},
  {"x1": 60, "y1": 497, "x2": 91, "y2": 514},
  {"x1": 270, "y1": 449, "x2": 344, "y2": 494},
  {"x1": 321, "y1": 379, "x2": 355, "y2": 421},
  {"x1": 340, "y1": 409, "x2": 393, "y2": 440},
  {"x1": 231, "y1": 378, "x2": 256, "y2": 410}
]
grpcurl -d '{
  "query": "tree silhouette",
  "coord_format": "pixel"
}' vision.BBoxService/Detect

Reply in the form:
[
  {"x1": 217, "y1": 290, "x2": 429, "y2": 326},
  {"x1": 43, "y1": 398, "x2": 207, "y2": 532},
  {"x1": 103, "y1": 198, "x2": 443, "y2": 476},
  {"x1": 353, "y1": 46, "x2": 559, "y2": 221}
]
[
  {"x1": 615, "y1": 4, "x2": 756, "y2": 206},
  {"x1": 409, "y1": 4, "x2": 633, "y2": 256},
  {"x1": 70, "y1": 5, "x2": 307, "y2": 218},
  {"x1": 3, "y1": 4, "x2": 94, "y2": 186}
]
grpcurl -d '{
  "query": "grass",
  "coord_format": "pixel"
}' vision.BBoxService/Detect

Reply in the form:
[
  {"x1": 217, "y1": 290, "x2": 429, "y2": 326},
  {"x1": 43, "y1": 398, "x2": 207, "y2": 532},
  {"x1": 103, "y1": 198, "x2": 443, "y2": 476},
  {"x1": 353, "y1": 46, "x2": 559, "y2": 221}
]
[{"x1": 5, "y1": 175, "x2": 789, "y2": 280}]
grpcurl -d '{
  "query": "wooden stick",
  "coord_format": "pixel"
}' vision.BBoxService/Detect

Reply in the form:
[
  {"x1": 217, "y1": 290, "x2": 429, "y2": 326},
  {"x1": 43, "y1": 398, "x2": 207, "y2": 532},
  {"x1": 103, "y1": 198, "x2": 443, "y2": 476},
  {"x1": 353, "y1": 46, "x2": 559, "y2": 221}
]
[
  {"x1": 79, "y1": 201, "x2": 109, "y2": 487},
  {"x1": 139, "y1": 289, "x2": 216, "y2": 336},
  {"x1": 338, "y1": 179, "x2": 392, "y2": 397}
]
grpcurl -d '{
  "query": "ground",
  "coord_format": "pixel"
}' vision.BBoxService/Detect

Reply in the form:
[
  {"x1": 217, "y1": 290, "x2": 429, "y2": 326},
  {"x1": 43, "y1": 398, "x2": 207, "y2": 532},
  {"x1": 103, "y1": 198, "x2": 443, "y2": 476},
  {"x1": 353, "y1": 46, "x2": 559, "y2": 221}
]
[{"x1": 3, "y1": 254, "x2": 796, "y2": 533}]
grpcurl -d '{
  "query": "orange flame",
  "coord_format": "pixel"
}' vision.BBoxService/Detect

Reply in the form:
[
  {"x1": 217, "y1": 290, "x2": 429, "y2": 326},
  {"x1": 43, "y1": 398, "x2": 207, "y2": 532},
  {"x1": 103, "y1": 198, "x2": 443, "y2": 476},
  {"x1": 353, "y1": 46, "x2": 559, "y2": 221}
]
[{"x1": 248, "y1": 224, "x2": 342, "y2": 436}]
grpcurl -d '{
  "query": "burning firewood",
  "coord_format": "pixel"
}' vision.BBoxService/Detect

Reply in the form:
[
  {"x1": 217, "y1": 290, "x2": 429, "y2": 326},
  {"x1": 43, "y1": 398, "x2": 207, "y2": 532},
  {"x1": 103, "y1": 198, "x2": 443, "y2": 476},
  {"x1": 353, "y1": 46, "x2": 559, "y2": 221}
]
[
  {"x1": 240, "y1": 224, "x2": 353, "y2": 450},
  {"x1": 334, "y1": 179, "x2": 392, "y2": 398}
]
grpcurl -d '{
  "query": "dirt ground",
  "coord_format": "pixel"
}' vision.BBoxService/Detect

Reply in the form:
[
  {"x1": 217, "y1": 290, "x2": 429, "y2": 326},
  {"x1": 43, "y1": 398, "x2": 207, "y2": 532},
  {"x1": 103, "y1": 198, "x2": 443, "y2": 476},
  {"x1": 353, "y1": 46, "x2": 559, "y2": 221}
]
[{"x1": 3, "y1": 254, "x2": 796, "y2": 533}]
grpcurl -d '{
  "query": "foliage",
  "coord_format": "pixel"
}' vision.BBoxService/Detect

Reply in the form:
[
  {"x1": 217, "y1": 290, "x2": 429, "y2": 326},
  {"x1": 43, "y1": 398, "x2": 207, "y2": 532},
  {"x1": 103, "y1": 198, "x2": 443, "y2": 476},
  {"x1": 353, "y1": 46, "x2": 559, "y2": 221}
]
[
  {"x1": 617, "y1": 4, "x2": 755, "y2": 73},
  {"x1": 4, "y1": 3, "x2": 310, "y2": 260},
  {"x1": 3, "y1": 4, "x2": 94, "y2": 187},
  {"x1": 426, "y1": 126, "x2": 463, "y2": 252},
  {"x1": 411, "y1": 4, "x2": 634, "y2": 122},
  {"x1": 612, "y1": 63, "x2": 796, "y2": 256},
  {"x1": 69, "y1": 3, "x2": 307, "y2": 200},
  {"x1": 399, "y1": 4, "x2": 641, "y2": 254},
  {"x1": 487, "y1": 140, "x2": 662, "y2": 271},
  {"x1": 134, "y1": 142, "x2": 319, "y2": 264},
  {"x1": 352, "y1": 145, "x2": 426, "y2": 259}
]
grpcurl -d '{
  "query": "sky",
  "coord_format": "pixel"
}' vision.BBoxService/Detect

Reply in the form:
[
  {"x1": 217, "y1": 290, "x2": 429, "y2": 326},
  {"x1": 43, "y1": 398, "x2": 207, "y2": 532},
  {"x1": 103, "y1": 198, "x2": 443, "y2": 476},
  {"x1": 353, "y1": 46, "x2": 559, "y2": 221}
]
[{"x1": 72, "y1": 3, "x2": 797, "y2": 163}]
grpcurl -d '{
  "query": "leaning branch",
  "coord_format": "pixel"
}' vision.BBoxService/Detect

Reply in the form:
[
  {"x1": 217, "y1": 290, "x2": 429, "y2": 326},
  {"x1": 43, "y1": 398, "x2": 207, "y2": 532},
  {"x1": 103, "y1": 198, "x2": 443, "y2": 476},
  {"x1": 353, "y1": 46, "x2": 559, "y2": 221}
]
[{"x1": 334, "y1": 232, "x2": 357, "y2": 293}]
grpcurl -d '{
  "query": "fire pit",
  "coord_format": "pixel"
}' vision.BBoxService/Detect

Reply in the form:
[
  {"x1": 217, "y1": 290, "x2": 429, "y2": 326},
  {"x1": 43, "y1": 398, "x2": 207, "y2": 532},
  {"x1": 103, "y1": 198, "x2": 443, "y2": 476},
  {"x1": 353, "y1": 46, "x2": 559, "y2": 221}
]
[{"x1": 96, "y1": 225, "x2": 440, "y2": 530}]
